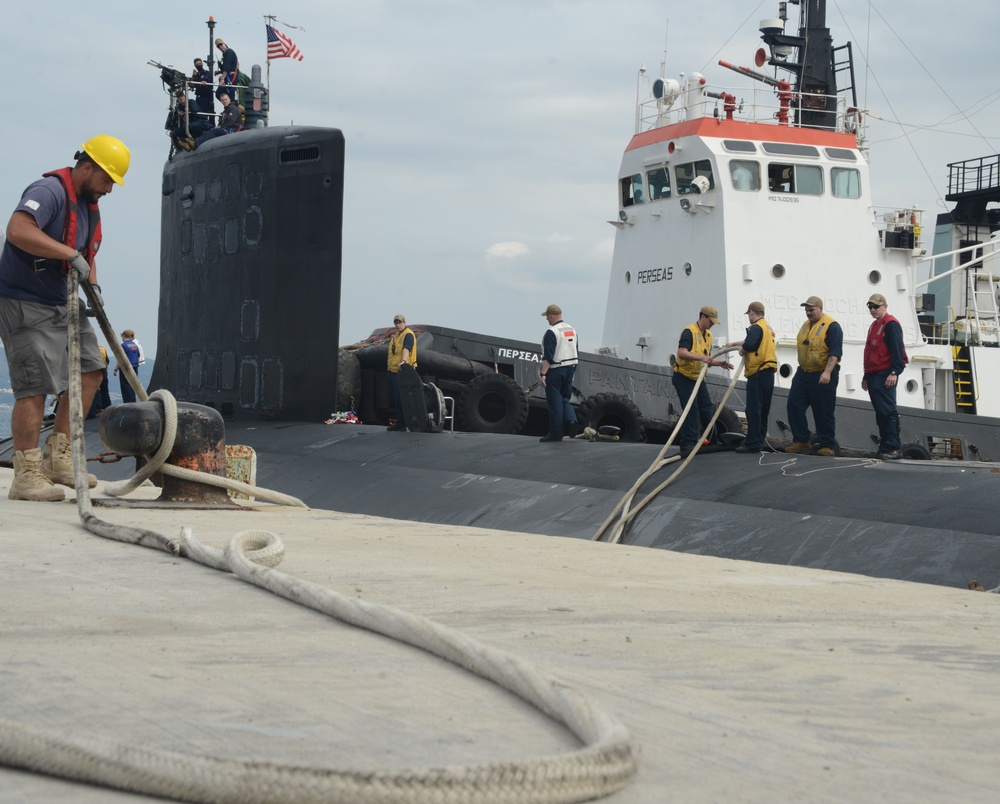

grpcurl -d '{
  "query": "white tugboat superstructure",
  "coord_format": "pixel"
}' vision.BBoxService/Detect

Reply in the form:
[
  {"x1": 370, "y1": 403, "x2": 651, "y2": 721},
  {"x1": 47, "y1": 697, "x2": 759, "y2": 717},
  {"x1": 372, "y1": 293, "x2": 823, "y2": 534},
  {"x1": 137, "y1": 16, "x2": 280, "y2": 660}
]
[{"x1": 600, "y1": 1, "x2": 1000, "y2": 436}]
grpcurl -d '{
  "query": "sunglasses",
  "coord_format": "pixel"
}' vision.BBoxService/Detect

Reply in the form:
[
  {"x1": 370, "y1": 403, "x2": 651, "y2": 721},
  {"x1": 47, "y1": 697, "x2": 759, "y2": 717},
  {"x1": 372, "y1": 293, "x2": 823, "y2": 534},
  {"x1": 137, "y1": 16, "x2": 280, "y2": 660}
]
[{"x1": 867, "y1": 302, "x2": 884, "y2": 310}]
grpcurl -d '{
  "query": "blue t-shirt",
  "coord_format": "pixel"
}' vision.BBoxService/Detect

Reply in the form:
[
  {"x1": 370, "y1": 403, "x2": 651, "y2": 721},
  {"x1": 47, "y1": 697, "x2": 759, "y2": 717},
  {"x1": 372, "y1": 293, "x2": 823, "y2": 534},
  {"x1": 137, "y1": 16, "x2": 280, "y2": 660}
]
[{"x1": 0, "y1": 175, "x2": 89, "y2": 306}]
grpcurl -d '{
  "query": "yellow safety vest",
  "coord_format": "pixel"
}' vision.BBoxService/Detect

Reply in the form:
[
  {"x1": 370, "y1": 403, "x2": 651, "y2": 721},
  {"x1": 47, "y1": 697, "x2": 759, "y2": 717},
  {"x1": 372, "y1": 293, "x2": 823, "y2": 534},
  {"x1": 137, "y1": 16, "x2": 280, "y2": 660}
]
[
  {"x1": 745, "y1": 317, "x2": 777, "y2": 378},
  {"x1": 673, "y1": 323, "x2": 713, "y2": 381},
  {"x1": 796, "y1": 313, "x2": 836, "y2": 373},
  {"x1": 387, "y1": 327, "x2": 417, "y2": 373}
]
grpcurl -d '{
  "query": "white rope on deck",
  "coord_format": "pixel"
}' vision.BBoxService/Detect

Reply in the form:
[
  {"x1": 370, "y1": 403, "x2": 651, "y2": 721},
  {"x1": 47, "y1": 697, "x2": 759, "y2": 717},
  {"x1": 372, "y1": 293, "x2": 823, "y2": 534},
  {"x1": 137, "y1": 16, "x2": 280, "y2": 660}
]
[
  {"x1": 0, "y1": 276, "x2": 639, "y2": 803},
  {"x1": 593, "y1": 347, "x2": 745, "y2": 544}
]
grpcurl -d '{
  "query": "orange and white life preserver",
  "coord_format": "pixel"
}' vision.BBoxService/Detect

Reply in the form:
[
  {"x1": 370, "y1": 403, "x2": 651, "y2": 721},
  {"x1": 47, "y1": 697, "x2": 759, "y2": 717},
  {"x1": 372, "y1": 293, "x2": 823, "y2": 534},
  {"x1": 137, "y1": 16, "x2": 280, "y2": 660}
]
[{"x1": 844, "y1": 107, "x2": 863, "y2": 134}]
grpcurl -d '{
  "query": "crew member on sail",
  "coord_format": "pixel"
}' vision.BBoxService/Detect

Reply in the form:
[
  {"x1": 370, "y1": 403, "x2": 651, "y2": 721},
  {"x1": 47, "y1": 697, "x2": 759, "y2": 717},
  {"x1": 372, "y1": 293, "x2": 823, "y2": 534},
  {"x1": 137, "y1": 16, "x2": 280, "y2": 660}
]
[
  {"x1": 728, "y1": 301, "x2": 777, "y2": 453},
  {"x1": 0, "y1": 134, "x2": 130, "y2": 501},
  {"x1": 785, "y1": 296, "x2": 843, "y2": 456},
  {"x1": 862, "y1": 293, "x2": 907, "y2": 459},
  {"x1": 671, "y1": 305, "x2": 733, "y2": 457},
  {"x1": 386, "y1": 313, "x2": 417, "y2": 431}
]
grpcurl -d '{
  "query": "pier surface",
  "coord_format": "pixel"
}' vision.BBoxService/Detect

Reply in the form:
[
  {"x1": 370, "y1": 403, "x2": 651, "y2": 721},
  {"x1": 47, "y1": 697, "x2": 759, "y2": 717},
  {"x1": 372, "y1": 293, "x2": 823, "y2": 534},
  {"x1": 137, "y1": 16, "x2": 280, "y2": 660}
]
[{"x1": 2, "y1": 471, "x2": 997, "y2": 802}]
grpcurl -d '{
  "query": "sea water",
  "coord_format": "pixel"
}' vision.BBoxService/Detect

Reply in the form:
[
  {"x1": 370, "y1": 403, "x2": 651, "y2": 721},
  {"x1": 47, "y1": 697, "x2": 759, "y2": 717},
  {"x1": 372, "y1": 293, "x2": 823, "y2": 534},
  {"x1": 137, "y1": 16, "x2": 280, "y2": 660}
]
[
  {"x1": 0, "y1": 369, "x2": 147, "y2": 441},
  {"x1": 0, "y1": 396, "x2": 11, "y2": 440}
]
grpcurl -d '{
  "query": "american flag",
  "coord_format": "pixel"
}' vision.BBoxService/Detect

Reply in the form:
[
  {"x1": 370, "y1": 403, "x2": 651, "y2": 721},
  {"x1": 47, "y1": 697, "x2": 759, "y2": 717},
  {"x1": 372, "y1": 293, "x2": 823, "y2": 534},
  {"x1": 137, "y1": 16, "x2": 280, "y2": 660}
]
[{"x1": 267, "y1": 24, "x2": 304, "y2": 61}]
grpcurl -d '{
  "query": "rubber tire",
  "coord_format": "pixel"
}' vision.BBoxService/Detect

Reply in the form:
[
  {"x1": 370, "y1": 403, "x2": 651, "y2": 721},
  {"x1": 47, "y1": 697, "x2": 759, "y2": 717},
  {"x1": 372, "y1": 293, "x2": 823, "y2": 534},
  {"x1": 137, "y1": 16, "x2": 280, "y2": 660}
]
[
  {"x1": 336, "y1": 349, "x2": 362, "y2": 413},
  {"x1": 715, "y1": 406, "x2": 743, "y2": 440},
  {"x1": 901, "y1": 442, "x2": 931, "y2": 460},
  {"x1": 458, "y1": 373, "x2": 529, "y2": 434},
  {"x1": 577, "y1": 393, "x2": 646, "y2": 443}
]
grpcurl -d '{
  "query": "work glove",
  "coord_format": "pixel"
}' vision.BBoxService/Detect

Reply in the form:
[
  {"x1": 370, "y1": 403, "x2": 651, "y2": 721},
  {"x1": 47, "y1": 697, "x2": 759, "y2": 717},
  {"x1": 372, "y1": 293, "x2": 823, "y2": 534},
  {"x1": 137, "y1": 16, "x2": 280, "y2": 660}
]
[
  {"x1": 69, "y1": 252, "x2": 90, "y2": 280},
  {"x1": 83, "y1": 284, "x2": 103, "y2": 317}
]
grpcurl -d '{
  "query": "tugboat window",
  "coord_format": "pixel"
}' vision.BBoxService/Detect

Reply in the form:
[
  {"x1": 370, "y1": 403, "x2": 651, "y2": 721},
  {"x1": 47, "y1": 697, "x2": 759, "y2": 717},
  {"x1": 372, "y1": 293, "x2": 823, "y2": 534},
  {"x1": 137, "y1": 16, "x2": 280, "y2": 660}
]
[
  {"x1": 621, "y1": 174, "x2": 644, "y2": 207},
  {"x1": 676, "y1": 160, "x2": 715, "y2": 195},
  {"x1": 766, "y1": 163, "x2": 823, "y2": 195},
  {"x1": 796, "y1": 165, "x2": 823, "y2": 195},
  {"x1": 730, "y1": 160, "x2": 760, "y2": 191},
  {"x1": 646, "y1": 166, "x2": 671, "y2": 199},
  {"x1": 722, "y1": 140, "x2": 757, "y2": 153},
  {"x1": 825, "y1": 147, "x2": 857, "y2": 161},
  {"x1": 831, "y1": 168, "x2": 861, "y2": 198},
  {"x1": 762, "y1": 142, "x2": 820, "y2": 158}
]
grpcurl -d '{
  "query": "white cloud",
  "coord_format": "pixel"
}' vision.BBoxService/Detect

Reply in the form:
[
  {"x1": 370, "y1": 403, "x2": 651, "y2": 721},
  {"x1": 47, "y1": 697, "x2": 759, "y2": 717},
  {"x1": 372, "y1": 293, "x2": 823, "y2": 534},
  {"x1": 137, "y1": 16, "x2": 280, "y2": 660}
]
[{"x1": 486, "y1": 241, "x2": 530, "y2": 259}]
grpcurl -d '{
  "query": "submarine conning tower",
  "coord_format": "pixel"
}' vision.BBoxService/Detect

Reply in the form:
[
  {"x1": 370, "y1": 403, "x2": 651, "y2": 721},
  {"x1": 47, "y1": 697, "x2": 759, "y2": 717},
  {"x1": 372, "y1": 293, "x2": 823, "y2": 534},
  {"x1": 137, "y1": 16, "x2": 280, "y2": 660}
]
[{"x1": 150, "y1": 125, "x2": 345, "y2": 423}]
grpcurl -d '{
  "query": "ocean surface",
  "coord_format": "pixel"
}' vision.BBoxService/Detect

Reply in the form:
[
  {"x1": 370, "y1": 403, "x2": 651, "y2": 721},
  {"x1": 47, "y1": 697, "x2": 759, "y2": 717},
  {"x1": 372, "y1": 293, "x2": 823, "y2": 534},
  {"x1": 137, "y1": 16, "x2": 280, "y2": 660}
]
[{"x1": 0, "y1": 358, "x2": 153, "y2": 441}]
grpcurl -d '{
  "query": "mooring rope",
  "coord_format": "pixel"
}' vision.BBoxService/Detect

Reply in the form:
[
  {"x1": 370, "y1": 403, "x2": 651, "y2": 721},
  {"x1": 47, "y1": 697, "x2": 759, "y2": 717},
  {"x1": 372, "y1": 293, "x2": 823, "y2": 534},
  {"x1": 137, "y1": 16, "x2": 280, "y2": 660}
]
[
  {"x1": 0, "y1": 274, "x2": 638, "y2": 804},
  {"x1": 593, "y1": 346, "x2": 744, "y2": 544}
]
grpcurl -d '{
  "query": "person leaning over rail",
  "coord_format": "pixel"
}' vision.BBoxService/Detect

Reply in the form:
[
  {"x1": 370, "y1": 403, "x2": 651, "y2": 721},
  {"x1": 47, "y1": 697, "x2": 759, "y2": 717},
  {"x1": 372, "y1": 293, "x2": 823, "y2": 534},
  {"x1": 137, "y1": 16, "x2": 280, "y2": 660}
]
[
  {"x1": 727, "y1": 301, "x2": 777, "y2": 453},
  {"x1": 0, "y1": 134, "x2": 130, "y2": 501},
  {"x1": 539, "y1": 303, "x2": 579, "y2": 442},
  {"x1": 862, "y1": 293, "x2": 907, "y2": 460},
  {"x1": 671, "y1": 305, "x2": 734, "y2": 458},
  {"x1": 785, "y1": 296, "x2": 843, "y2": 457},
  {"x1": 386, "y1": 313, "x2": 416, "y2": 431},
  {"x1": 178, "y1": 89, "x2": 242, "y2": 151}
]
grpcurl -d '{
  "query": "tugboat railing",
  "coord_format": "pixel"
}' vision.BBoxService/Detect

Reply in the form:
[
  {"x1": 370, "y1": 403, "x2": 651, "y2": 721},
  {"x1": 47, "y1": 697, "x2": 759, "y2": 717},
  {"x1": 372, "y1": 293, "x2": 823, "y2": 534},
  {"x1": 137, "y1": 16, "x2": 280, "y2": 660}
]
[
  {"x1": 915, "y1": 239, "x2": 1000, "y2": 347},
  {"x1": 637, "y1": 83, "x2": 860, "y2": 139}
]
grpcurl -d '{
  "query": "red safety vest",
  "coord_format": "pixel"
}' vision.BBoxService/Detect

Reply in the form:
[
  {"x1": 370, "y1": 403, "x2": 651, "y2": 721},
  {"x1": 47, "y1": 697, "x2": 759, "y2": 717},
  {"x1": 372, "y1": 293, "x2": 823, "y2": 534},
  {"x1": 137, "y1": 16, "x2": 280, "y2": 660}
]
[
  {"x1": 863, "y1": 313, "x2": 908, "y2": 373},
  {"x1": 41, "y1": 167, "x2": 102, "y2": 272}
]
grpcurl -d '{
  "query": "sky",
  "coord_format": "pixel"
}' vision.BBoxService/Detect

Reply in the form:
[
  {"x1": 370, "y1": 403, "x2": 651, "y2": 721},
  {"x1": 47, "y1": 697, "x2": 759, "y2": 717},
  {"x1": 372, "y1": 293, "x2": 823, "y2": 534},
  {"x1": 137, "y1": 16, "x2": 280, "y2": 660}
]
[{"x1": 2, "y1": 0, "x2": 999, "y2": 360}]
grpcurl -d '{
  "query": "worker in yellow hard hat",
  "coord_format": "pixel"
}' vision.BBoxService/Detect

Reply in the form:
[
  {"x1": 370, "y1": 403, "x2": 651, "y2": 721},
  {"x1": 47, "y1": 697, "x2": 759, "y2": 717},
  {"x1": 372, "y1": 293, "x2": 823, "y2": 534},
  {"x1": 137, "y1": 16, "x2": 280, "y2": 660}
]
[{"x1": 0, "y1": 135, "x2": 130, "y2": 501}]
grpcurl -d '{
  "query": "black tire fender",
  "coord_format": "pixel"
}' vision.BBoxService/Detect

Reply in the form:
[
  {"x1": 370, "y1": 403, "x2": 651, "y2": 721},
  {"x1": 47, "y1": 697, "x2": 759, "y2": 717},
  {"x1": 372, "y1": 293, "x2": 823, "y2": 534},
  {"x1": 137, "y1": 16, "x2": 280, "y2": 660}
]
[
  {"x1": 457, "y1": 373, "x2": 529, "y2": 434},
  {"x1": 715, "y1": 406, "x2": 743, "y2": 439},
  {"x1": 901, "y1": 441, "x2": 931, "y2": 460},
  {"x1": 577, "y1": 393, "x2": 646, "y2": 443}
]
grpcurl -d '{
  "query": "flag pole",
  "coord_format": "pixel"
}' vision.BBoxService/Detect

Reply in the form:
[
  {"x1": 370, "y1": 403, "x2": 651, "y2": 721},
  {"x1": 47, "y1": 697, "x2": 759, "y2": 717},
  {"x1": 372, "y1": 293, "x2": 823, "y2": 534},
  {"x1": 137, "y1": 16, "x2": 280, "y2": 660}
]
[{"x1": 265, "y1": 14, "x2": 274, "y2": 102}]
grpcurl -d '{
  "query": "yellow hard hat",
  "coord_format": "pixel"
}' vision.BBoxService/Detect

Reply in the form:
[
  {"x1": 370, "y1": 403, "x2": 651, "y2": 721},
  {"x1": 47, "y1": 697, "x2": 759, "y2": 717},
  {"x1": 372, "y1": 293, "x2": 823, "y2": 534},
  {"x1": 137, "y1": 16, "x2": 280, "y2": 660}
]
[{"x1": 80, "y1": 134, "x2": 130, "y2": 186}]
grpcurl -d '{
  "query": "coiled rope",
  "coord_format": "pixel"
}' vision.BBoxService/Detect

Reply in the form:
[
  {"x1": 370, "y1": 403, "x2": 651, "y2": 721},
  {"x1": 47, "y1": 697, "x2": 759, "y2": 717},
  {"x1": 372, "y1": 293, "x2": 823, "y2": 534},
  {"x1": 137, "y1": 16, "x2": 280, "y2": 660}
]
[
  {"x1": 0, "y1": 275, "x2": 639, "y2": 803},
  {"x1": 593, "y1": 347, "x2": 744, "y2": 544}
]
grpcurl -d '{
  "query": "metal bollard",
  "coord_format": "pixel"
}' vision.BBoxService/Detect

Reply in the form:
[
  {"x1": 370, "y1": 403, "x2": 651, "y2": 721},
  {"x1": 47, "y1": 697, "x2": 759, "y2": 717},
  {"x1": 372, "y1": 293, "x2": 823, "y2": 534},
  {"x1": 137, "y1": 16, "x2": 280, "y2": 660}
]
[{"x1": 100, "y1": 400, "x2": 233, "y2": 505}]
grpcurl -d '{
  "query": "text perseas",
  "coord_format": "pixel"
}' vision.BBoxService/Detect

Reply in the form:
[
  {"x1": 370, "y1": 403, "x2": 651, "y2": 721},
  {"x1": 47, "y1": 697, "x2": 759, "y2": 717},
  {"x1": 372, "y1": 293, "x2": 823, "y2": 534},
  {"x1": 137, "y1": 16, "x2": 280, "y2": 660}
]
[
  {"x1": 637, "y1": 267, "x2": 673, "y2": 284},
  {"x1": 496, "y1": 347, "x2": 541, "y2": 362}
]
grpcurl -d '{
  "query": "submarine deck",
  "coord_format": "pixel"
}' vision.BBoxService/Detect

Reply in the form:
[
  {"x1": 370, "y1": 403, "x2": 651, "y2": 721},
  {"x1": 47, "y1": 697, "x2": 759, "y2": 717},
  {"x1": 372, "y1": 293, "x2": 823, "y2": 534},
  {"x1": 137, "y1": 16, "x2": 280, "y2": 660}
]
[{"x1": 217, "y1": 423, "x2": 1000, "y2": 591}]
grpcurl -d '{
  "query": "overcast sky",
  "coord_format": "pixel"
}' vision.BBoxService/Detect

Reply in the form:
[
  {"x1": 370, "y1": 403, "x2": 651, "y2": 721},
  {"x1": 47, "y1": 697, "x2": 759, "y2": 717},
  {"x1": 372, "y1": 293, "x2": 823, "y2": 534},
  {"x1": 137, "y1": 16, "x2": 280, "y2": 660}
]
[{"x1": 3, "y1": 0, "x2": 999, "y2": 360}]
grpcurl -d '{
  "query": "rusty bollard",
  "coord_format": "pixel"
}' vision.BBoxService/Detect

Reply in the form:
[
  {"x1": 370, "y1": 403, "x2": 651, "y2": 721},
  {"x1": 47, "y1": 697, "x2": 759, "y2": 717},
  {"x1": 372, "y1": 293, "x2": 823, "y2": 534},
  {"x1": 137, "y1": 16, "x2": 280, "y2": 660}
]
[{"x1": 100, "y1": 400, "x2": 233, "y2": 505}]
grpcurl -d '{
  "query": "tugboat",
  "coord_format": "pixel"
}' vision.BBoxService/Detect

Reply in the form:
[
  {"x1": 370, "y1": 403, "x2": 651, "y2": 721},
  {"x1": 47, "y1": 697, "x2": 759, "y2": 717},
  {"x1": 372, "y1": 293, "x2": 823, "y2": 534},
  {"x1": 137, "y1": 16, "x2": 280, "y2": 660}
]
[
  {"x1": 136, "y1": 7, "x2": 1000, "y2": 590},
  {"x1": 337, "y1": 0, "x2": 1000, "y2": 461}
]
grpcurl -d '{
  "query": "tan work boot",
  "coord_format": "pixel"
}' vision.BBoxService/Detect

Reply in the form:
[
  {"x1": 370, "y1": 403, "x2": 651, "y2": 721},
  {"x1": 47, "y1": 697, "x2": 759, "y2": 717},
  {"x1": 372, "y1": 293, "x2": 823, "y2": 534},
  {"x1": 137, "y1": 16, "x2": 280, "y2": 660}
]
[
  {"x1": 10, "y1": 449, "x2": 65, "y2": 501},
  {"x1": 41, "y1": 432, "x2": 97, "y2": 489}
]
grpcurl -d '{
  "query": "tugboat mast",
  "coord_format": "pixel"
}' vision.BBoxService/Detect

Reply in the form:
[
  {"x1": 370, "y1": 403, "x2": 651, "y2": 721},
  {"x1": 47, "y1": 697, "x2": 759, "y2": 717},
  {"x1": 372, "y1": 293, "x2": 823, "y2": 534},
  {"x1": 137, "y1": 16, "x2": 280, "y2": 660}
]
[{"x1": 759, "y1": 0, "x2": 856, "y2": 130}]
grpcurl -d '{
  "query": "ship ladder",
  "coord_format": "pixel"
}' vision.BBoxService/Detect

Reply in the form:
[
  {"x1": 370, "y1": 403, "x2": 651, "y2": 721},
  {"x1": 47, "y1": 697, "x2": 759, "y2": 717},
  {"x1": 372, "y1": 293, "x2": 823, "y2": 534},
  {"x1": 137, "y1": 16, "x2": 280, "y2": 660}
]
[
  {"x1": 952, "y1": 345, "x2": 977, "y2": 414},
  {"x1": 972, "y1": 267, "x2": 1000, "y2": 346}
]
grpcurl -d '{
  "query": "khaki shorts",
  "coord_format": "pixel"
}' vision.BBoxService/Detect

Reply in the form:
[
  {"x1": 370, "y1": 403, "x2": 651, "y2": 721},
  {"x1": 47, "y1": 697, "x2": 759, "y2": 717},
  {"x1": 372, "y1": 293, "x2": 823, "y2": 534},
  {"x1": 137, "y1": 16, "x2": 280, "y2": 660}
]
[{"x1": 0, "y1": 296, "x2": 104, "y2": 399}]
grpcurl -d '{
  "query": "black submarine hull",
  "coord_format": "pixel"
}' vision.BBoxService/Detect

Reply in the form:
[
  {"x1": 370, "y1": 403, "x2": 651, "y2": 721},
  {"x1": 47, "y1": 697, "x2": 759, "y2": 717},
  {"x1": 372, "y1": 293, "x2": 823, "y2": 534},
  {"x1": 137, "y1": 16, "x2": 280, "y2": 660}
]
[{"x1": 187, "y1": 422, "x2": 1000, "y2": 590}]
